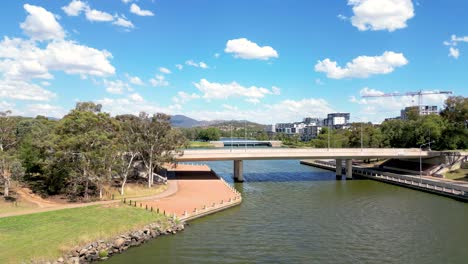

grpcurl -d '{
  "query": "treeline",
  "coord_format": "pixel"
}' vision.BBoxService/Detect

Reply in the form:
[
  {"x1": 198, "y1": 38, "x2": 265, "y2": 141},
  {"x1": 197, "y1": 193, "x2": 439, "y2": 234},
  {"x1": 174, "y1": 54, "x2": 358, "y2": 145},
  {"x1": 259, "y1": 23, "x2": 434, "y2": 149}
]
[
  {"x1": 0, "y1": 102, "x2": 186, "y2": 200},
  {"x1": 181, "y1": 126, "x2": 270, "y2": 142},
  {"x1": 283, "y1": 96, "x2": 467, "y2": 150}
]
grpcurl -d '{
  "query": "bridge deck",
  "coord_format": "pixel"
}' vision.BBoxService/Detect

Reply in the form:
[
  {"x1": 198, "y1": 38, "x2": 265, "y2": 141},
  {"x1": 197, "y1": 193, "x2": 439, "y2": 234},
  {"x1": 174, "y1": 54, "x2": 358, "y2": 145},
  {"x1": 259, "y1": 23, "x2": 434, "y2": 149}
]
[{"x1": 176, "y1": 148, "x2": 434, "y2": 161}]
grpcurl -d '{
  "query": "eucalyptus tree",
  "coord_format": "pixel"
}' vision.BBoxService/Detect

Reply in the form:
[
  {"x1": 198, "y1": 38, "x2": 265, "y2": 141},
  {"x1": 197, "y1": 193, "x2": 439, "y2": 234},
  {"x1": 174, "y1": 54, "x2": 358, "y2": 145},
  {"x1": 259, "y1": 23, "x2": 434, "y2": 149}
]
[
  {"x1": 0, "y1": 111, "x2": 23, "y2": 197},
  {"x1": 134, "y1": 112, "x2": 186, "y2": 188},
  {"x1": 54, "y1": 103, "x2": 119, "y2": 200}
]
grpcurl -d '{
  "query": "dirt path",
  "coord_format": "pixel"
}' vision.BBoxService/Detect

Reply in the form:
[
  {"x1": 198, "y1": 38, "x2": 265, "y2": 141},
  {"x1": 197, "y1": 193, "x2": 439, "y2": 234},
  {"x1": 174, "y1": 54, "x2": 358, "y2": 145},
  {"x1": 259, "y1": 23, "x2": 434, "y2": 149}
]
[
  {"x1": 15, "y1": 188, "x2": 60, "y2": 208},
  {"x1": 0, "y1": 181, "x2": 178, "y2": 218}
]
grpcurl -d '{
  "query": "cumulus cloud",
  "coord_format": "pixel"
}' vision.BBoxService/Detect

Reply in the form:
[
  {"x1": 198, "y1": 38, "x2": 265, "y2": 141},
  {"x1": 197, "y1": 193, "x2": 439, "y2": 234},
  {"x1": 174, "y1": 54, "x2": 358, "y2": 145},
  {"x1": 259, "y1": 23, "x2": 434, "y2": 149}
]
[
  {"x1": 24, "y1": 103, "x2": 66, "y2": 118},
  {"x1": 224, "y1": 38, "x2": 278, "y2": 60},
  {"x1": 193, "y1": 79, "x2": 280, "y2": 103},
  {"x1": 21, "y1": 4, "x2": 65, "y2": 41},
  {"x1": 62, "y1": 0, "x2": 87, "y2": 16},
  {"x1": 349, "y1": 0, "x2": 415, "y2": 32},
  {"x1": 129, "y1": 93, "x2": 144, "y2": 102},
  {"x1": 175, "y1": 64, "x2": 183, "y2": 70},
  {"x1": 159, "y1": 67, "x2": 171, "y2": 74},
  {"x1": 444, "y1": 34, "x2": 468, "y2": 59},
  {"x1": 0, "y1": 80, "x2": 56, "y2": 101},
  {"x1": 97, "y1": 97, "x2": 173, "y2": 116},
  {"x1": 113, "y1": 16, "x2": 135, "y2": 29},
  {"x1": 172, "y1": 91, "x2": 200, "y2": 104},
  {"x1": 62, "y1": 1, "x2": 134, "y2": 29},
  {"x1": 125, "y1": 74, "x2": 144, "y2": 85},
  {"x1": 130, "y1": 3, "x2": 154, "y2": 16},
  {"x1": 184, "y1": 98, "x2": 333, "y2": 123},
  {"x1": 185, "y1": 60, "x2": 208, "y2": 69},
  {"x1": 104, "y1": 79, "x2": 132, "y2": 94},
  {"x1": 149, "y1": 75, "x2": 169, "y2": 87},
  {"x1": 350, "y1": 87, "x2": 449, "y2": 123},
  {"x1": 315, "y1": 51, "x2": 408, "y2": 79}
]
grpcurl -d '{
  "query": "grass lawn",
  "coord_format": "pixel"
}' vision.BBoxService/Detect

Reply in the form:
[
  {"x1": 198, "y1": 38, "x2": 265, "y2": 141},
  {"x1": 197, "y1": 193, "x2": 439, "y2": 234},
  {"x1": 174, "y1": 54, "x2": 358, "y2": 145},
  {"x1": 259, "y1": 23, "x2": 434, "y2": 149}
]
[
  {"x1": 0, "y1": 199, "x2": 38, "y2": 215},
  {"x1": 0, "y1": 204, "x2": 167, "y2": 263},
  {"x1": 188, "y1": 141, "x2": 215, "y2": 148},
  {"x1": 444, "y1": 169, "x2": 468, "y2": 181}
]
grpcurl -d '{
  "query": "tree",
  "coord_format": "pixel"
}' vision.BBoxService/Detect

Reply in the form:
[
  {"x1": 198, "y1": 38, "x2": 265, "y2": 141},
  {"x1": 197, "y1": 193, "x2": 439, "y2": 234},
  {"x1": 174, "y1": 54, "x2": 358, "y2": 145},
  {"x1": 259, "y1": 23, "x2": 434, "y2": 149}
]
[
  {"x1": 0, "y1": 111, "x2": 23, "y2": 197},
  {"x1": 54, "y1": 103, "x2": 118, "y2": 200},
  {"x1": 197, "y1": 127, "x2": 221, "y2": 141},
  {"x1": 132, "y1": 112, "x2": 186, "y2": 188}
]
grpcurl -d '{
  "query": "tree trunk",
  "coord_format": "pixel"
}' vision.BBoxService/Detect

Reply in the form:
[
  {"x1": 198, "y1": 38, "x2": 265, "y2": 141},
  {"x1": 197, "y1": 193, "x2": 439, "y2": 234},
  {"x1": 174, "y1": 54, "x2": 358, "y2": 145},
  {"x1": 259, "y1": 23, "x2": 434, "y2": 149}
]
[
  {"x1": 4, "y1": 179, "x2": 9, "y2": 197},
  {"x1": 121, "y1": 153, "x2": 136, "y2": 196},
  {"x1": 99, "y1": 186, "x2": 103, "y2": 200}
]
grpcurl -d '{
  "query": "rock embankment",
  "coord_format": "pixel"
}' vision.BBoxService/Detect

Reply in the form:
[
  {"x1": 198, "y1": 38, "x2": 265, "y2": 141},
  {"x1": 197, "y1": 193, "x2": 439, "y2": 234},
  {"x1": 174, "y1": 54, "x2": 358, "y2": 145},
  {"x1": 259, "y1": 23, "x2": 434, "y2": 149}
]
[{"x1": 48, "y1": 219, "x2": 184, "y2": 264}]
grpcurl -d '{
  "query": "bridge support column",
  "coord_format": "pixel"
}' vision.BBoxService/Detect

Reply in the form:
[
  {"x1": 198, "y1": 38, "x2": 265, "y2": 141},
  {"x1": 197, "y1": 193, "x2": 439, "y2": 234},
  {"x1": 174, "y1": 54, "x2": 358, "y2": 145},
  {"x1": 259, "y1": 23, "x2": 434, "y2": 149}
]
[
  {"x1": 336, "y1": 159, "x2": 342, "y2": 178},
  {"x1": 346, "y1": 159, "x2": 353, "y2": 180},
  {"x1": 234, "y1": 160, "x2": 244, "y2": 182}
]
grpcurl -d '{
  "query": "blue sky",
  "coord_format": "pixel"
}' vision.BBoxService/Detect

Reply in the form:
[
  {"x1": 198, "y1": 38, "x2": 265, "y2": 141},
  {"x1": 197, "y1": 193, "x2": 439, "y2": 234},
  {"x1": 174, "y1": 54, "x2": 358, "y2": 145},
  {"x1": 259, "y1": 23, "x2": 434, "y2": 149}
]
[{"x1": 0, "y1": 0, "x2": 467, "y2": 123}]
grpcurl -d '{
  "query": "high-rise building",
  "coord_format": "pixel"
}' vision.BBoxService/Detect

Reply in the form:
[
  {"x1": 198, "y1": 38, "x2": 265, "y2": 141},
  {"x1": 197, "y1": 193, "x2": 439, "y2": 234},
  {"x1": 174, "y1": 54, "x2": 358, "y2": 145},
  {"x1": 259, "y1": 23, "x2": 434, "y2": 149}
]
[{"x1": 323, "y1": 113, "x2": 350, "y2": 128}]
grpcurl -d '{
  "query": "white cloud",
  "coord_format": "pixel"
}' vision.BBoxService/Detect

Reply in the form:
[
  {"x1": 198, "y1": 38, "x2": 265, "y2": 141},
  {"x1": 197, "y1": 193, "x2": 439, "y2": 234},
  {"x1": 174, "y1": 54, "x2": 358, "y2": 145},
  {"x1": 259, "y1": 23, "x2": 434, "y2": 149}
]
[
  {"x1": 130, "y1": 3, "x2": 154, "y2": 16},
  {"x1": 97, "y1": 97, "x2": 173, "y2": 116},
  {"x1": 44, "y1": 41, "x2": 115, "y2": 77},
  {"x1": 41, "y1": 81, "x2": 51, "y2": 86},
  {"x1": 350, "y1": 87, "x2": 449, "y2": 123},
  {"x1": 175, "y1": 64, "x2": 183, "y2": 70},
  {"x1": 62, "y1": 0, "x2": 87, "y2": 16},
  {"x1": 129, "y1": 93, "x2": 144, "y2": 102},
  {"x1": 185, "y1": 98, "x2": 333, "y2": 123},
  {"x1": 349, "y1": 0, "x2": 414, "y2": 32},
  {"x1": 104, "y1": 79, "x2": 132, "y2": 94},
  {"x1": 125, "y1": 74, "x2": 144, "y2": 85},
  {"x1": 0, "y1": 80, "x2": 55, "y2": 101},
  {"x1": 172, "y1": 91, "x2": 200, "y2": 104},
  {"x1": 445, "y1": 35, "x2": 468, "y2": 59},
  {"x1": 122, "y1": 0, "x2": 133, "y2": 3},
  {"x1": 315, "y1": 51, "x2": 408, "y2": 79},
  {"x1": 337, "y1": 14, "x2": 348, "y2": 21},
  {"x1": 21, "y1": 4, "x2": 65, "y2": 41},
  {"x1": 449, "y1": 47, "x2": 460, "y2": 59},
  {"x1": 193, "y1": 79, "x2": 280, "y2": 103},
  {"x1": 0, "y1": 101, "x2": 15, "y2": 111},
  {"x1": 222, "y1": 104, "x2": 238, "y2": 111},
  {"x1": 159, "y1": 67, "x2": 171, "y2": 74},
  {"x1": 113, "y1": 16, "x2": 135, "y2": 29},
  {"x1": 224, "y1": 38, "x2": 278, "y2": 60},
  {"x1": 85, "y1": 9, "x2": 114, "y2": 22},
  {"x1": 24, "y1": 103, "x2": 65, "y2": 118},
  {"x1": 185, "y1": 60, "x2": 209, "y2": 69},
  {"x1": 149, "y1": 74, "x2": 169, "y2": 87},
  {"x1": 0, "y1": 37, "x2": 115, "y2": 81}
]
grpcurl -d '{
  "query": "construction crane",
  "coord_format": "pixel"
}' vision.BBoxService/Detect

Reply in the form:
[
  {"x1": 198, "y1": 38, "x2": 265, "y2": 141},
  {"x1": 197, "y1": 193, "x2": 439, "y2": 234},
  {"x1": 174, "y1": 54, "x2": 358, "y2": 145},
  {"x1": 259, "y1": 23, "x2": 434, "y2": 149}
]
[{"x1": 361, "y1": 90, "x2": 453, "y2": 110}]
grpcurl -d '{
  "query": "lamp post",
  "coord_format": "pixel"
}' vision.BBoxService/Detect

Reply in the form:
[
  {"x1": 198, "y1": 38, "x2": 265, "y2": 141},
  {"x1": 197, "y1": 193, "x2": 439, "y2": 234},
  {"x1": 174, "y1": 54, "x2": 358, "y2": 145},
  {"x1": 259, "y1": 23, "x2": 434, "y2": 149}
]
[
  {"x1": 230, "y1": 121, "x2": 233, "y2": 152},
  {"x1": 244, "y1": 119, "x2": 247, "y2": 152},
  {"x1": 419, "y1": 141, "x2": 435, "y2": 184}
]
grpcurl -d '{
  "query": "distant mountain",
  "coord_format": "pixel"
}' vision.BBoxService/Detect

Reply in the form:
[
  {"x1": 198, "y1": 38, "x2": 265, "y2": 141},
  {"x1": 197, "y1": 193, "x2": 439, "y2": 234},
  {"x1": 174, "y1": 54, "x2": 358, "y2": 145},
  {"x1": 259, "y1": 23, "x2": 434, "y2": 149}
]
[
  {"x1": 170, "y1": 115, "x2": 203, "y2": 128},
  {"x1": 170, "y1": 115, "x2": 265, "y2": 129}
]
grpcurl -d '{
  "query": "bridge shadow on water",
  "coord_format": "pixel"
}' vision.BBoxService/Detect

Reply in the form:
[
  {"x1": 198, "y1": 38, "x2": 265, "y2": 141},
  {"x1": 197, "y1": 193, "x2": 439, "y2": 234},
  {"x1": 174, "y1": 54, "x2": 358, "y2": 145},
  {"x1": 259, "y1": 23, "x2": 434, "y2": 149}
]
[{"x1": 220, "y1": 172, "x2": 368, "y2": 183}]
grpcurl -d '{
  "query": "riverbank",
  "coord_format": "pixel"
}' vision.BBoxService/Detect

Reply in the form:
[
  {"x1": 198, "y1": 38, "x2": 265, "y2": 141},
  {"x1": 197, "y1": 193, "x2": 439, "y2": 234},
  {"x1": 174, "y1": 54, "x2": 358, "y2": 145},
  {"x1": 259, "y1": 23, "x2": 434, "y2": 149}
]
[{"x1": 300, "y1": 159, "x2": 468, "y2": 201}]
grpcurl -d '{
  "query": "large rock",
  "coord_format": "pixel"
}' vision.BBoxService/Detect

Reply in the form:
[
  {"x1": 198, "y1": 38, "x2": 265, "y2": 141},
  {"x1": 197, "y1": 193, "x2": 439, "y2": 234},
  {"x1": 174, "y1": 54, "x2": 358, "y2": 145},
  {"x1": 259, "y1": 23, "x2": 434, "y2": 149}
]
[{"x1": 113, "y1": 238, "x2": 126, "y2": 248}]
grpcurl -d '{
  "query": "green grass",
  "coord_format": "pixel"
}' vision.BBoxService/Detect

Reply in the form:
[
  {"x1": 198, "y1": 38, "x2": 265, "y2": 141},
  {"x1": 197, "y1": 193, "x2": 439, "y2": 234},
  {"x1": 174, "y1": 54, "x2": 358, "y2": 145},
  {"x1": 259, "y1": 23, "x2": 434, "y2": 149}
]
[
  {"x1": 444, "y1": 169, "x2": 468, "y2": 181},
  {"x1": 188, "y1": 141, "x2": 215, "y2": 148},
  {"x1": 0, "y1": 199, "x2": 39, "y2": 215},
  {"x1": 0, "y1": 204, "x2": 167, "y2": 263}
]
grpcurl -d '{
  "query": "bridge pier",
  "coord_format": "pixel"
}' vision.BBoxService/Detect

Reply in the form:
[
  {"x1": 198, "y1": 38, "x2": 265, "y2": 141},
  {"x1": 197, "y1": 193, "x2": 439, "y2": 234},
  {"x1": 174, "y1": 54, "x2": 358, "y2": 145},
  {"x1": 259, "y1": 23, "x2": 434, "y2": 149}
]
[
  {"x1": 346, "y1": 159, "x2": 353, "y2": 180},
  {"x1": 336, "y1": 159, "x2": 342, "y2": 179},
  {"x1": 234, "y1": 160, "x2": 244, "y2": 182}
]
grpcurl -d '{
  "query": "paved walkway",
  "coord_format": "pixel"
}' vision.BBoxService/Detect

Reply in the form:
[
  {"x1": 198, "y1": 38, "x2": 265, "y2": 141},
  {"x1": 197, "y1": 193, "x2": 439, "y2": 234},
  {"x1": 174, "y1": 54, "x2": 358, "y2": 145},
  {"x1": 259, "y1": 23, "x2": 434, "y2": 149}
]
[{"x1": 140, "y1": 169, "x2": 240, "y2": 218}]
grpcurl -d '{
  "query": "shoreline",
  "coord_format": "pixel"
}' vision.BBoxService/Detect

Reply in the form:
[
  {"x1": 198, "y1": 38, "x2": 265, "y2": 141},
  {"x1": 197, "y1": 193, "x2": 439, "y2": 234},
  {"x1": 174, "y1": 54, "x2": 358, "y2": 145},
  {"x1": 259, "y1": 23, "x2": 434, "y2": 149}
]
[{"x1": 300, "y1": 159, "x2": 468, "y2": 201}]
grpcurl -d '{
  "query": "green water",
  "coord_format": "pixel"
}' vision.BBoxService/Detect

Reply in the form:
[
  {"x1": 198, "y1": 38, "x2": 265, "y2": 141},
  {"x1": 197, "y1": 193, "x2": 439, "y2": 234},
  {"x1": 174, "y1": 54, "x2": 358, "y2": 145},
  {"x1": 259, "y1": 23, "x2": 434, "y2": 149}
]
[{"x1": 107, "y1": 160, "x2": 468, "y2": 264}]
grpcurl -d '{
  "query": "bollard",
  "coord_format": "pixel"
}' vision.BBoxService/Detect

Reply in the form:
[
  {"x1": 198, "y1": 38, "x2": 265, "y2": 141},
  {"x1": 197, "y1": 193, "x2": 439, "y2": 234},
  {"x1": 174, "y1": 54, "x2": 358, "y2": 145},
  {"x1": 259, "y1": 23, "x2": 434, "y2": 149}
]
[
  {"x1": 123, "y1": 198, "x2": 126, "y2": 204},
  {"x1": 151, "y1": 207, "x2": 153, "y2": 212},
  {"x1": 140, "y1": 203, "x2": 142, "y2": 208},
  {"x1": 146, "y1": 205, "x2": 148, "y2": 210},
  {"x1": 157, "y1": 208, "x2": 160, "y2": 213},
  {"x1": 129, "y1": 200, "x2": 132, "y2": 206},
  {"x1": 221, "y1": 200, "x2": 223, "y2": 204},
  {"x1": 112, "y1": 194, "x2": 114, "y2": 200},
  {"x1": 212, "y1": 202, "x2": 215, "y2": 207}
]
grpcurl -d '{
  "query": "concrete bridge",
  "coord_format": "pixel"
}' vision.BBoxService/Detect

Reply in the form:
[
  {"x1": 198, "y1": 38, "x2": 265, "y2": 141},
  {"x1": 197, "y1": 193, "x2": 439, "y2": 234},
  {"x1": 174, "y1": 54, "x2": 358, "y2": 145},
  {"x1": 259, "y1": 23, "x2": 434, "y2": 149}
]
[
  {"x1": 209, "y1": 140, "x2": 282, "y2": 148},
  {"x1": 176, "y1": 148, "x2": 436, "y2": 182}
]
